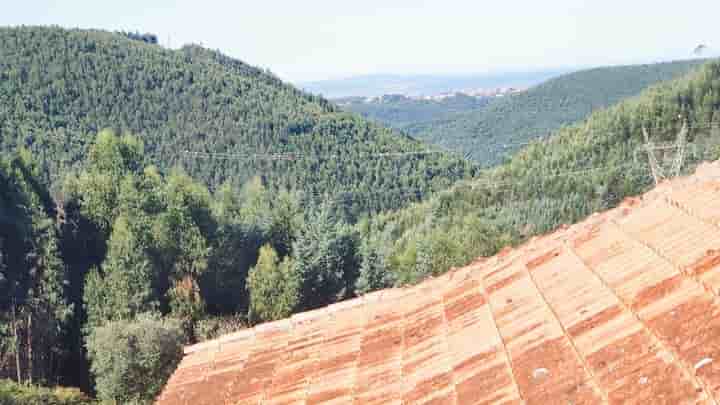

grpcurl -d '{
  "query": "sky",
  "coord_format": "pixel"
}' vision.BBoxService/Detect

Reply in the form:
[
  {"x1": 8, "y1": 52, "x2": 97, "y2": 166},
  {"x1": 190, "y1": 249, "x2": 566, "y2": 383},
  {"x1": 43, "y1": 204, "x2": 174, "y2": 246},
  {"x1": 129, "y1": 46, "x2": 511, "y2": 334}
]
[{"x1": 2, "y1": 0, "x2": 719, "y2": 82}]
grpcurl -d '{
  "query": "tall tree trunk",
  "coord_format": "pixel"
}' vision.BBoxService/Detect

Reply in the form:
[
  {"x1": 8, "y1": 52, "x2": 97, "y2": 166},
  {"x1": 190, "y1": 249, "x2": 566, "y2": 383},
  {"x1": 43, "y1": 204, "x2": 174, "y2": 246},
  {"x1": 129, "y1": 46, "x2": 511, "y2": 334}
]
[
  {"x1": 11, "y1": 300, "x2": 21, "y2": 384},
  {"x1": 27, "y1": 312, "x2": 33, "y2": 384}
]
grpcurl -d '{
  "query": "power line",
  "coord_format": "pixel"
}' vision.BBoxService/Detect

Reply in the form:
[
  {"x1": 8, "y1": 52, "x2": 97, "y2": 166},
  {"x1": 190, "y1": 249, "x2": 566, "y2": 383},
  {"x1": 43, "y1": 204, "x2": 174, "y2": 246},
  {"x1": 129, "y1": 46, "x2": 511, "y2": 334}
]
[
  {"x1": 180, "y1": 144, "x2": 703, "y2": 205},
  {"x1": 369, "y1": 151, "x2": 445, "y2": 157},
  {"x1": 180, "y1": 149, "x2": 449, "y2": 161},
  {"x1": 469, "y1": 160, "x2": 648, "y2": 190},
  {"x1": 182, "y1": 151, "x2": 296, "y2": 161},
  {"x1": 312, "y1": 160, "x2": 657, "y2": 206},
  {"x1": 435, "y1": 121, "x2": 720, "y2": 150}
]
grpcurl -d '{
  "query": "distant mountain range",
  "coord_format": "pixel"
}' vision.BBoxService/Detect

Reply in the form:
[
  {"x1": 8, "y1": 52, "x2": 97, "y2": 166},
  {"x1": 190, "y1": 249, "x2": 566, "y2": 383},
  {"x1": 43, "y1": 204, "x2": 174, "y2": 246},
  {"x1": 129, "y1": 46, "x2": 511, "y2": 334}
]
[
  {"x1": 404, "y1": 59, "x2": 710, "y2": 165},
  {"x1": 365, "y1": 58, "x2": 720, "y2": 286},
  {"x1": 331, "y1": 59, "x2": 709, "y2": 166},
  {"x1": 298, "y1": 70, "x2": 572, "y2": 99}
]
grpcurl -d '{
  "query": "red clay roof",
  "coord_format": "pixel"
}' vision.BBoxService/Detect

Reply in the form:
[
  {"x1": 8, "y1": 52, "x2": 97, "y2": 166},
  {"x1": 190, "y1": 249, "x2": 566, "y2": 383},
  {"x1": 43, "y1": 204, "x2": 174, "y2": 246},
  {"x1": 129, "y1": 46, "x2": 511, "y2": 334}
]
[{"x1": 158, "y1": 161, "x2": 720, "y2": 404}]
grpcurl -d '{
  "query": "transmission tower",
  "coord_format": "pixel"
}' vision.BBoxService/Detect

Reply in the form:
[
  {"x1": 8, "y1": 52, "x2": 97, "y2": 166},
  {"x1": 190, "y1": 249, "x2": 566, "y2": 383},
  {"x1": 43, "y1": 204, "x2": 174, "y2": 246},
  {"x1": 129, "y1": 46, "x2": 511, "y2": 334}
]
[
  {"x1": 641, "y1": 120, "x2": 689, "y2": 185},
  {"x1": 670, "y1": 120, "x2": 688, "y2": 177},
  {"x1": 642, "y1": 126, "x2": 664, "y2": 185}
]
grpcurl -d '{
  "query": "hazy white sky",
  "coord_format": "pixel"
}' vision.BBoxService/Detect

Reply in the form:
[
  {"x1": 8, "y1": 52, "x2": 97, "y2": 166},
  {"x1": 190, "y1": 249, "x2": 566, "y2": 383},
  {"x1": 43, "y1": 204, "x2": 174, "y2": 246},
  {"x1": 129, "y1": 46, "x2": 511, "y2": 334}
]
[{"x1": 2, "y1": 0, "x2": 718, "y2": 82}]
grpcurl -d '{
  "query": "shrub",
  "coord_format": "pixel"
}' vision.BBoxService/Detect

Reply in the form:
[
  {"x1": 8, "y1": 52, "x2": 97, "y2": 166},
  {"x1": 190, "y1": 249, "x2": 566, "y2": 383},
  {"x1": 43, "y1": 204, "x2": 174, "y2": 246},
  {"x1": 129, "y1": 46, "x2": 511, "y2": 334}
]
[
  {"x1": 0, "y1": 379, "x2": 96, "y2": 405},
  {"x1": 193, "y1": 314, "x2": 249, "y2": 342},
  {"x1": 85, "y1": 314, "x2": 184, "y2": 404}
]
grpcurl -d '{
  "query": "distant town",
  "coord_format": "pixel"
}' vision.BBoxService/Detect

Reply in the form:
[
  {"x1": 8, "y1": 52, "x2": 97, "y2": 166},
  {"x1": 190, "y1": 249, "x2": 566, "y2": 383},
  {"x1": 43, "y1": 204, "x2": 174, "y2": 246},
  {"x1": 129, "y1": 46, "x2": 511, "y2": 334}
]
[{"x1": 335, "y1": 86, "x2": 527, "y2": 105}]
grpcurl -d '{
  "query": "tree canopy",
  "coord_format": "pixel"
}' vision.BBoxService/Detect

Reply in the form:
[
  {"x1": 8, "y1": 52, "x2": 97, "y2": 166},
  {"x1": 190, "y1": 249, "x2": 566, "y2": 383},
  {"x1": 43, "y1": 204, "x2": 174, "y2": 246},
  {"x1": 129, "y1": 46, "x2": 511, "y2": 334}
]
[
  {"x1": 1, "y1": 25, "x2": 720, "y2": 405},
  {"x1": 0, "y1": 26, "x2": 475, "y2": 217},
  {"x1": 363, "y1": 59, "x2": 720, "y2": 285}
]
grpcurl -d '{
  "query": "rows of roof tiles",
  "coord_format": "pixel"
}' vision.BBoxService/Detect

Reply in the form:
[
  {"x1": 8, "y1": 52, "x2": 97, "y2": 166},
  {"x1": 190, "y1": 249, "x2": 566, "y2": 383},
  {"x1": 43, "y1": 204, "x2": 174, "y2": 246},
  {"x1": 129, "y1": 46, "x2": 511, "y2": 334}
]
[{"x1": 158, "y1": 161, "x2": 720, "y2": 404}]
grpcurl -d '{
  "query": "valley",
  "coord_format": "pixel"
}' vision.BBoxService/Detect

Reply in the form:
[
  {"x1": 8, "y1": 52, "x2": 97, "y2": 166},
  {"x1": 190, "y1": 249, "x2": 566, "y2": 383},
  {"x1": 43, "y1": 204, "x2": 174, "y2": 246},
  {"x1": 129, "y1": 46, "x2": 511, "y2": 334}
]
[
  {"x1": 0, "y1": 19, "x2": 719, "y2": 405},
  {"x1": 335, "y1": 60, "x2": 708, "y2": 166}
]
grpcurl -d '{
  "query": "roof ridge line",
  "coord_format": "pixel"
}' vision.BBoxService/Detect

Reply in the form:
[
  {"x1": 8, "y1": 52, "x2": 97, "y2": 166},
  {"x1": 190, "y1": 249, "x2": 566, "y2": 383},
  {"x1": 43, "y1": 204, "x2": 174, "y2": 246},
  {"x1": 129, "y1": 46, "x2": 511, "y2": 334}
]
[
  {"x1": 264, "y1": 310, "x2": 299, "y2": 403},
  {"x1": 347, "y1": 296, "x2": 370, "y2": 404},
  {"x1": 222, "y1": 324, "x2": 258, "y2": 404},
  {"x1": 261, "y1": 319, "x2": 293, "y2": 404},
  {"x1": 298, "y1": 307, "x2": 330, "y2": 404},
  {"x1": 436, "y1": 284, "x2": 460, "y2": 405},
  {"x1": 606, "y1": 218, "x2": 720, "y2": 404},
  {"x1": 609, "y1": 212, "x2": 720, "y2": 298},
  {"x1": 475, "y1": 259, "x2": 527, "y2": 405},
  {"x1": 521, "y1": 245, "x2": 609, "y2": 403},
  {"x1": 565, "y1": 236, "x2": 718, "y2": 404},
  {"x1": 664, "y1": 189, "x2": 720, "y2": 231},
  {"x1": 398, "y1": 288, "x2": 408, "y2": 403}
]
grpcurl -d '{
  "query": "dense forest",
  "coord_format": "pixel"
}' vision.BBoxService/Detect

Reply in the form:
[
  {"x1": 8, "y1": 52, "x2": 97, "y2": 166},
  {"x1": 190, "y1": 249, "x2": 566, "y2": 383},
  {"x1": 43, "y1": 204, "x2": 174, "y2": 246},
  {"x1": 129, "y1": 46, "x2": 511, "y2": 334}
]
[
  {"x1": 0, "y1": 26, "x2": 476, "y2": 219},
  {"x1": 400, "y1": 60, "x2": 707, "y2": 164},
  {"x1": 1, "y1": 130, "x2": 380, "y2": 403},
  {"x1": 2, "y1": 25, "x2": 720, "y2": 405},
  {"x1": 360, "y1": 60, "x2": 720, "y2": 287}
]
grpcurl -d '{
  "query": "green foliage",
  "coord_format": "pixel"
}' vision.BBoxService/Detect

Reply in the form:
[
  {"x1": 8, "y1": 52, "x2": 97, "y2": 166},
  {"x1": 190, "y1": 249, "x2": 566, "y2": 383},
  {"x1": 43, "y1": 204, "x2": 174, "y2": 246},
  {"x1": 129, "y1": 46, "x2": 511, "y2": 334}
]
[
  {"x1": 193, "y1": 314, "x2": 248, "y2": 343},
  {"x1": 337, "y1": 93, "x2": 490, "y2": 130},
  {"x1": 355, "y1": 224, "x2": 395, "y2": 293},
  {"x1": 85, "y1": 314, "x2": 183, "y2": 405},
  {"x1": 247, "y1": 245, "x2": 299, "y2": 323},
  {"x1": 63, "y1": 130, "x2": 144, "y2": 234},
  {"x1": 2, "y1": 25, "x2": 720, "y2": 403},
  {"x1": 73, "y1": 133, "x2": 216, "y2": 331},
  {"x1": 0, "y1": 151, "x2": 71, "y2": 385},
  {"x1": 199, "y1": 180, "x2": 303, "y2": 315},
  {"x1": 403, "y1": 60, "x2": 708, "y2": 164},
  {"x1": 0, "y1": 26, "x2": 475, "y2": 216},
  {"x1": 83, "y1": 215, "x2": 157, "y2": 330},
  {"x1": 0, "y1": 379, "x2": 96, "y2": 405},
  {"x1": 293, "y1": 206, "x2": 360, "y2": 310},
  {"x1": 366, "y1": 59, "x2": 720, "y2": 286}
]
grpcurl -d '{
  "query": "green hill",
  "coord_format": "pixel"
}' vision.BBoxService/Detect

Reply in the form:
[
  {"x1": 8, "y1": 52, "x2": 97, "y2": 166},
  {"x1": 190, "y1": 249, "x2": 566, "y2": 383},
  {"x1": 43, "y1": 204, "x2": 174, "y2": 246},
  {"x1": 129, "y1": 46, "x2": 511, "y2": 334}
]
[
  {"x1": 336, "y1": 93, "x2": 491, "y2": 132},
  {"x1": 0, "y1": 26, "x2": 475, "y2": 396},
  {"x1": 402, "y1": 60, "x2": 708, "y2": 164},
  {"x1": 356, "y1": 59, "x2": 720, "y2": 287},
  {"x1": 3, "y1": 25, "x2": 720, "y2": 402},
  {"x1": 0, "y1": 26, "x2": 474, "y2": 216}
]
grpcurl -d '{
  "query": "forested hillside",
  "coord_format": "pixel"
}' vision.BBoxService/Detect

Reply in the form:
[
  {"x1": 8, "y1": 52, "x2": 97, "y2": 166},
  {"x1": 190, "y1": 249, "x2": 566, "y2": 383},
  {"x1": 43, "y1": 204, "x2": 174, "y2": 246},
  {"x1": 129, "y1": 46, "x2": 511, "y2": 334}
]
[
  {"x1": 404, "y1": 60, "x2": 707, "y2": 164},
  {"x1": 0, "y1": 26, "x2": 475, "y2": 217},
  {"x1": 0, "y1": 25, "x2": 478, "y2": 403},
  {"x1": 357, "y1": 60, "x2": 720, "y2": 287},
  {"x1": 2, "y1": 25, "x2": 719, "y2": 405},
  {"x1": 336, "y1": 93, "x2": 491, "y2": 132},
  {"x1": 2, "y1": 131, "x2": 390, "y2": 403}
]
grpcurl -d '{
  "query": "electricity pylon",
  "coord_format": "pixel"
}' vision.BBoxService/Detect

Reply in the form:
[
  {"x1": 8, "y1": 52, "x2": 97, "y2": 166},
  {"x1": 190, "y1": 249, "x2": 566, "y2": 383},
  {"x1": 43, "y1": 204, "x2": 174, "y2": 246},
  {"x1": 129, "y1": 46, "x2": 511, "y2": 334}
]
[
  {"x1": 670, "y1": 121, "x2": 688, "y2": 177},
  {"x1": 642, "y1": 126, "x2": 664, "y2": 185},
  {"x1": 642, "y1": 120, "x2": 688, "y2": 185}
]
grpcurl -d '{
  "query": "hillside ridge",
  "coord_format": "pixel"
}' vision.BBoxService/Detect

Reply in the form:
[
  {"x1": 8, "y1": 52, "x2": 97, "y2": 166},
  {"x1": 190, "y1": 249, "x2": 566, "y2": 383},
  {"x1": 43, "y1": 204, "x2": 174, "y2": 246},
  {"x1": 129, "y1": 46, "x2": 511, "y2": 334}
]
[
  {"x1": 0, "y1": 25, "x2": 474, "y2": 216},
  {"x1": 376, "y1": 59, "x2": 708, "y2": 164}
]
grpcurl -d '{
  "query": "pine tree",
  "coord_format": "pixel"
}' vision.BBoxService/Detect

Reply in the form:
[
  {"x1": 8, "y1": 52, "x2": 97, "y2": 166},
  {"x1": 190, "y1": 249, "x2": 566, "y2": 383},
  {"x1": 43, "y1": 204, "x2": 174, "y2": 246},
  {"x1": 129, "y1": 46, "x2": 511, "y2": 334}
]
[
  {"x1": 291, "y1": 206, "x2": 360, "y2": 310},
  {"x1": 355, "y1": 236, "x2": 395, "y2": 294},
  {"x1": 0, "y1": 152, "x2": 70, "y2": 384},
  {"x1": 247, "y1": 245, "x2": 299, "y2": 323},
  {"x1": 84, "y1": 215, "x2": 158, "y2": 330}
]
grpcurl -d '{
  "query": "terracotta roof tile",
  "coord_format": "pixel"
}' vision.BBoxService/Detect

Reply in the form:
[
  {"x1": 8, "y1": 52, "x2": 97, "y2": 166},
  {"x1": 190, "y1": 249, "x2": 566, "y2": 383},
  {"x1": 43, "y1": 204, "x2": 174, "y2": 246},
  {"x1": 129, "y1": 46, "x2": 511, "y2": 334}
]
[{"x1": 157, "y1": 161, "x2": 720, "y2": 404}]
